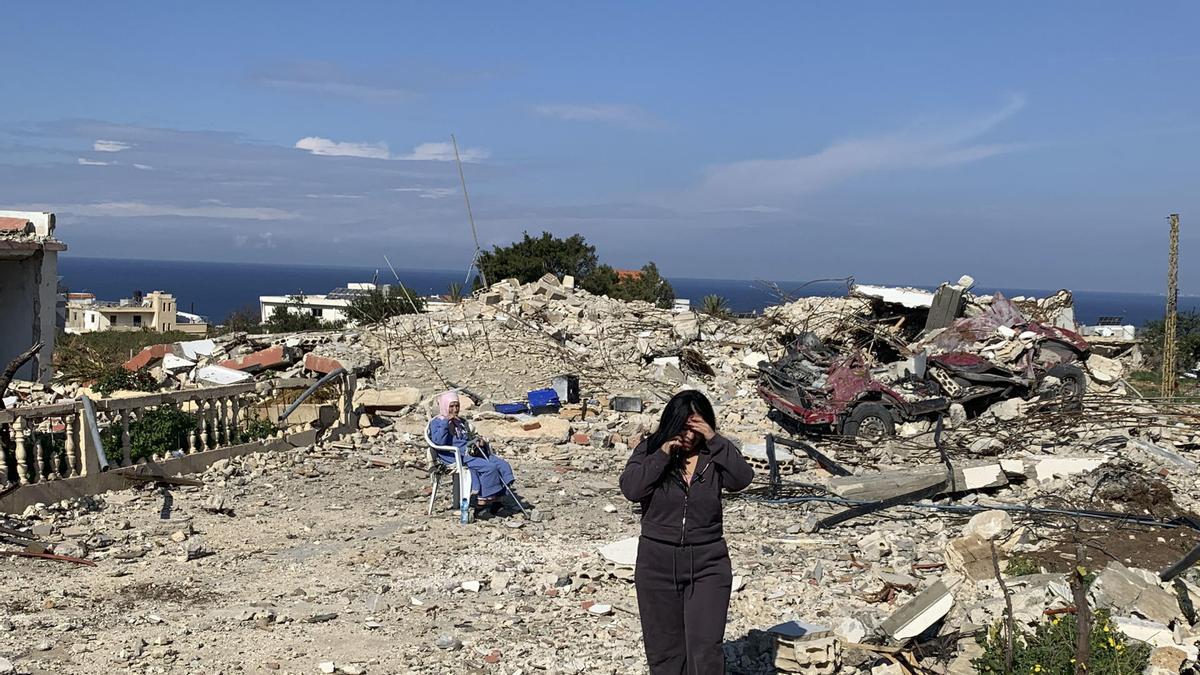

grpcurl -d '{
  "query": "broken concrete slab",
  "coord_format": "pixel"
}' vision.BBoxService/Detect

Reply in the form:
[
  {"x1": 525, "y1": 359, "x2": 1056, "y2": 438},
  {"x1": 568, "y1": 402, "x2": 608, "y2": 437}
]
[
  {"x1": 304, "y1": 353, "x2": 344, "y2": 375},
  {"x1": 124, "y1": 343, "x2": 175, "y2": 371},
  {"x1": 177, "y1": 339, "x2": 218, "y2": 361},
  {"x1": 597, "y1": 536, "x2": 638, "y2": 568},
  {"x1": 1024, "y1": 455, "x2": 1107, "y2": 482},
  {"x1": 161, "y1": 354, "x2": 195, "y2": 373},
  {"x1": 1145, "y1": 645, "x2": 1190, "y2": 675},
  {"x1": 218, "y1": 345, "x2": 291, "y2": 373},
  {"x1": 828, "y1": 461, "x2": 1007, "y2": 501},
  {"x1": 1089, "y1": 562, "x2": 1184, "y2": 626},
  {"x1": 195, "y1": 365, "x2": 253, "y2": 387},
  {"x1": 852, "y1": 284, "x2": 935, "y2": 309},
  {"x1": 945, "y1": 535, "x2": 996, "y2": 582},
  {"x1": 1128, "y1": 438, "x2": 1200, "y2": 472},
  {"x1": 880, "y1": 579, "x2": 955, "y2": 642},
  {"x1": 986, "y1": 397, "x2": 1026, "y2": 421},
  {"x1": 471, "y1": 416, "x2": 571, "y2": 444},
  {"x1": 353, "y1": 387, "x2": 421, "y2": 412},
  {"x1": 1086, "y1": 352, "x2": 1124, "y2": 384}
]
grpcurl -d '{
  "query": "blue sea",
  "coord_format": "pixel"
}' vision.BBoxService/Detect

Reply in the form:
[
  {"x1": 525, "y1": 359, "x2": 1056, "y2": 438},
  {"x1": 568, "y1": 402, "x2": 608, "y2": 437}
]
[{"x1": 57, "y1": 256, "x2": 1197, "y2": 329}]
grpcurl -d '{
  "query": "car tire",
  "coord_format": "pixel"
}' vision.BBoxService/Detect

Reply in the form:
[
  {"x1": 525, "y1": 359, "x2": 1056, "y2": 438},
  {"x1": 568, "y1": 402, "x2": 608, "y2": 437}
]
[
  {"x1": 842, "y1": 402, "x2": 896, "y2": 442},
  {"x1": 1044, "y1": 364, "x2": 1087, "y2": 402}
]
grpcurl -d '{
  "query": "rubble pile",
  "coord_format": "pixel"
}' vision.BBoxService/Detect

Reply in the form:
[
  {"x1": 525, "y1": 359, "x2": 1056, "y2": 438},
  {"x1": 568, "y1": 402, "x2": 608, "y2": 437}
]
[
  {"x1": 3, "y1": 273, "x2": 1198, "y2": 674},
  {"x1": 113, "y1": 332, "x2": 383, "y2": 392}
]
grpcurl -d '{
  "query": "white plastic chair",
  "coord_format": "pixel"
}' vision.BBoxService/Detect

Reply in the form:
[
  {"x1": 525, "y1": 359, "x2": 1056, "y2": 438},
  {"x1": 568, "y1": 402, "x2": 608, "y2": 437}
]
[
  {"x1": 424, "y1": 418, "x2": 530, "y2": 521},
  {"x1": 424, "y1": 419, "x2": 474, "y2": 520}
]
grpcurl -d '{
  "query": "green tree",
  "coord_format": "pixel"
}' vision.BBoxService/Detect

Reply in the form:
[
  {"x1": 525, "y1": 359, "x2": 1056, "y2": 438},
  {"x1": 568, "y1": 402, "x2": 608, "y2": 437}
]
[
  {"x1": 1141, "y1": 310, "x2": 1200, "y2": 373},
  {"x1": 345, "y1": 285, "x2": 425, "y2": 325},
  {"x1": 608, "y1": 262, "x2": 676, "y2": 309},
  {"x1": 477, "y1": 231, "x2": 675, "y2": 308},
  {"x1": 220, "y1": 305, "x2": 262, "y2": 334},
  {"x1": 264, "y1": 304, "x2": 324, "y2": 332},
  {"x1": 263, "y1": 295, "x2": 345, "y2": 332},
  {"x1": 477, "y1": 231, "x2": 600, "y2": 286},
  {"x1": 447, "y1": 282, "x2": 465, "y2": 304},
  {"x1": 701, "y1": 294, "x2": 731, "y2": 318}
]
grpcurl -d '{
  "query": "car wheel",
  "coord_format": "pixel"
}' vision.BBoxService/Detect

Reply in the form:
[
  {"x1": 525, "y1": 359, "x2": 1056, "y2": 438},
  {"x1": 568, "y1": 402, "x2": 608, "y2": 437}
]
[
  {"x1": 1043, "y1": 364, "x2": 1087, "y2": 402},
  {"x1": 842, "y1": 403, "x2": 896, "y2": 443}
]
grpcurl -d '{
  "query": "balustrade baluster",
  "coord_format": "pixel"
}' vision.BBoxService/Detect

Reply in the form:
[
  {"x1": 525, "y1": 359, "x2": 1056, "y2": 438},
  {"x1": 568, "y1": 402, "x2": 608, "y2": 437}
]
[
  {"x1": 66, "y1": 414, "x2": 80, "y2": 477},
  {"x1": 13, "y1": 417, "x2": 29, "y2": 485},
  {"x1": 120, "y1": 409, "x2": 132, "y2": 466}
]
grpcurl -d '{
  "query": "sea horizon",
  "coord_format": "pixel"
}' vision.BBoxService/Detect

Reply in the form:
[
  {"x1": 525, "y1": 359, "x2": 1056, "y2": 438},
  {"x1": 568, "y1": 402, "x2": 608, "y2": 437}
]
[{"x1": 57, "y1": 255, "x2": 1198, "y2": 329}]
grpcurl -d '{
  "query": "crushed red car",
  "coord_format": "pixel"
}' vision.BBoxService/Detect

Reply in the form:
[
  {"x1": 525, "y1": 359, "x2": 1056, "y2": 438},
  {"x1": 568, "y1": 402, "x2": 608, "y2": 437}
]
[{"x1": 757, "y1": 293, "x2": 1091, "y2": 442}]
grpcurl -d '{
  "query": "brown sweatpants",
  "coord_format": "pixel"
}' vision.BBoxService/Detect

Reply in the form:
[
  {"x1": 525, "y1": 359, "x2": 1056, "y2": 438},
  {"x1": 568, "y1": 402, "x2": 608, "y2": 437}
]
[{"x1": 634, "y1": 536, "x2": 733, "y2": 675}]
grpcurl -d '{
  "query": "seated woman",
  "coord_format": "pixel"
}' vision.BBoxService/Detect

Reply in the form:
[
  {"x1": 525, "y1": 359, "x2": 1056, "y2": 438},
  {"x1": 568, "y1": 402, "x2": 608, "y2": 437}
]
[{"x1": 429, "y1": 391, "x2": 516, "y2": 507}]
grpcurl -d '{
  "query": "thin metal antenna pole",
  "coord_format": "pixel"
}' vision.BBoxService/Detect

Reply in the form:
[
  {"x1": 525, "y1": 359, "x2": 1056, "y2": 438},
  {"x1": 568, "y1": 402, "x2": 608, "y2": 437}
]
[{"x1": 452, "y1": 134, "x2": 487, "y2": 288}]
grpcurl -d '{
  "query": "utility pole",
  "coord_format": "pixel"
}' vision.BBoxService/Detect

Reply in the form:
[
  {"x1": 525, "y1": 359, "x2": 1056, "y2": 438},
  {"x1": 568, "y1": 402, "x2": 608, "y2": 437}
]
[{"x1": 1161, "y1": 213, "x2": 1180, "y2": 398}]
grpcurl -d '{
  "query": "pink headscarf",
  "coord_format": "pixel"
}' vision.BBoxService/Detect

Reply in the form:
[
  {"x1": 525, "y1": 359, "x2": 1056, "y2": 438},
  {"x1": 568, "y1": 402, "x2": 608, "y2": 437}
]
[{"x1": 437, "y1": 391, "x2": 460, "y2": 418}]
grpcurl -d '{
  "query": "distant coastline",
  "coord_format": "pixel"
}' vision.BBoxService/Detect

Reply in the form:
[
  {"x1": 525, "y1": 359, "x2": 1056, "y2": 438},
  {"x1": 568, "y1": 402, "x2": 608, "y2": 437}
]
[{"x1": 57, "y1": 256, "x2": 1198, "y2": 328}]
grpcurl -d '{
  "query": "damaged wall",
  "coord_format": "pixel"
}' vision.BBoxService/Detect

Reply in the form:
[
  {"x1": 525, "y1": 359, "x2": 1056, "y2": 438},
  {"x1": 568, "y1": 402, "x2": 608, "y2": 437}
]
[
  {"x1": 0, "y1": 251, "x2": 57, "y2": 382},
  {"x1": 0, "y1": 210, "x2": 63, "y2": 383}
]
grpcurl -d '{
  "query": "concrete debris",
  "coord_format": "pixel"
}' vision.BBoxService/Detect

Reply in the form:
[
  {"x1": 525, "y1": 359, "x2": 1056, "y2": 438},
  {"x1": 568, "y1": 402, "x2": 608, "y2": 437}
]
[
  {"x1": 880, "y1": 580, "x2": 956, "y2": 642},
  {"x1": 1089, "y1": 562, "x2": 1185, "y2": 626},
  {"x1": 945, "y1": 534, "x2": 997, "y2": 582},
  {"x1": 962, "y1": 510, "x2": 1013, "y2": 541},
  {"x1": 3, "y1": 273, "x2": 1198, "y2": 674},
  {"x1": 769, "y1": 621, "x2": 840, "y2": 675}
]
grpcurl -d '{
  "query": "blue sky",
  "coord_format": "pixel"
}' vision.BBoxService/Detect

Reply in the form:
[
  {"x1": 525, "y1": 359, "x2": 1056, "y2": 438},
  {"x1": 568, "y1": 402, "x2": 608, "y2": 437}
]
[{"x1": 2, "y1": 2, "x2": 1198, "y2": 292}]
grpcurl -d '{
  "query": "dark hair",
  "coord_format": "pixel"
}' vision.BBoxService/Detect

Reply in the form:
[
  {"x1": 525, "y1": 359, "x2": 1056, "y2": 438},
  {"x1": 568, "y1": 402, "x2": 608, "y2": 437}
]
[{"x1": 646, "y1": 390, "x2": 718, "y2": 454}]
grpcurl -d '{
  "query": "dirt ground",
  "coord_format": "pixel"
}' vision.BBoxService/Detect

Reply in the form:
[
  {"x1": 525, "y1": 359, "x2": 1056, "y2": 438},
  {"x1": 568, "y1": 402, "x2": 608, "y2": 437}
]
[
  {"x1": 0, "y1": 435, "x2": 805, "y2": 675},
  {"x1": 3, "y1": 422, "x2": 1198, "y2": 674}
]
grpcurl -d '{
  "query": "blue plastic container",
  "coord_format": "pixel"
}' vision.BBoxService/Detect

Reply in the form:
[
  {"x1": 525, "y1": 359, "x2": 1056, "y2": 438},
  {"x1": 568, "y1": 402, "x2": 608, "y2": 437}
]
[
  {"x1": 494, "y1": 402, "x2": 530, "y2": 415},
  {"x1": 527, "y1": 388, "x2": 561, "y2": 414}
]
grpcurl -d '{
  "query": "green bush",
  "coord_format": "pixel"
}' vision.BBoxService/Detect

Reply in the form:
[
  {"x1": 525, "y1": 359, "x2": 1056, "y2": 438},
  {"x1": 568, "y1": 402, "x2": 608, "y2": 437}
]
[
  {"x1": 582, "y1": 262, "x2": 676, "y2": 309},
  {"x1": 701, "y1": 294, "x2": 732, "y2": 318},
  {"x1": 238, "y1": 414, "x2": 277, "y2": 443},
  {"x1": 1141, "y1": 310, "x2": 1200, "y2": 373},
  {"x1": 974, "y1": 610, "x2": 1150, "y2": 675},
  {"x1": 101, "y1": 406, "x2": 197, "y2": 464},
  {"x1": 217, "y1": 305, "x2": 264, "y2": 335},
  {"x1": 345, "y1": 286, "x2": 425, "y2": 325},
  {"x1": 1004, "y1": 555, "x2": 1041, "y2": 577},
  {"x1": 55, "y1": 330, "x2": 193, "y2": 383},
  {"x1": 93, "y1": 367, "x2": 158, "y2": 397}
]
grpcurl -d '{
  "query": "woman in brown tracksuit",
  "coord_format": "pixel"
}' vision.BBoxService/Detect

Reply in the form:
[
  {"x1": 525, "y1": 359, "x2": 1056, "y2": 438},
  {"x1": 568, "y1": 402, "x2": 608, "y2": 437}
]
[{"x1": 620, "y1": 390, "x2": 755, "y2": 674}]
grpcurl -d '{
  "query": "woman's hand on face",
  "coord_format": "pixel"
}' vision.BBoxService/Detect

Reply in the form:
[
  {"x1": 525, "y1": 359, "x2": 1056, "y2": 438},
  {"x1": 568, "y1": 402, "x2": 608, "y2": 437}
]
[
  {"x1": 660, "y1": 438, "x2": 681, "y2": 455},
  {"x1": 687, "y1": 415, "x2": 716, "y2": 442}
]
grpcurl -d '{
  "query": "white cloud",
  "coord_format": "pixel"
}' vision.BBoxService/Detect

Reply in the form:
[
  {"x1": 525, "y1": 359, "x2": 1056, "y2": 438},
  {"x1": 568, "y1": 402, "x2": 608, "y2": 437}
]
[
  {"x1": 77, "y1": 158, "x2": 112, "y2": 166},
  {"x1": 393, "y1": 187, "x2": 456, "y2": 199},
  {"x1": 57, "y1": 201, "x2": 296, "y2": 221},
  {"x1": 133, "y1": 163, "x2": 154, "y2": 171},
  {"x1": 295, "y1": 137, "x2": 488, "y2": 162},
  {"x1": 699, "y1": 95, "x2": 1028, "y2": 201},
  {"x1": 295, "y1": 136, "x2": 391, "y2": 160},
  {"x1": 234, "y1": 232, "x2": 277, "y2": 248},
  {"x1": 94, "y1": 139, "x2": 132, "y2": 152},
  {"x1": 260, "y1": 77, "x2": 415, "y2": 105},
  {"x1": 396, "y1": 142, "x2": 488, "y2": 162},
  {"x1": 533, "y1": 103, "x2": 659, "y2": 129}
]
